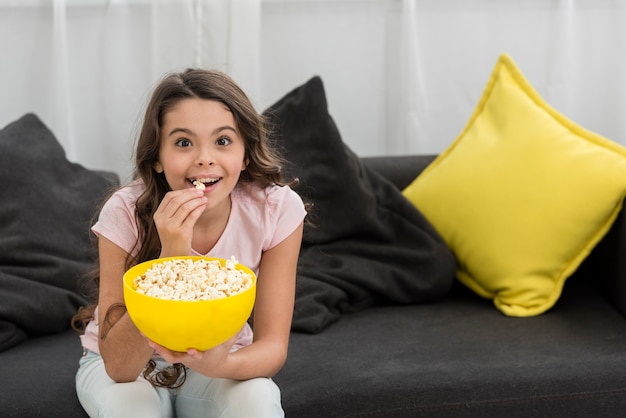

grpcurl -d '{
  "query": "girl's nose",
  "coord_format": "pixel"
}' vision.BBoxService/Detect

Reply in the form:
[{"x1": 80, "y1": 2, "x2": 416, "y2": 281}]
[{"x1": 195, "y1": 149, "x2": 215, "y2": 166}]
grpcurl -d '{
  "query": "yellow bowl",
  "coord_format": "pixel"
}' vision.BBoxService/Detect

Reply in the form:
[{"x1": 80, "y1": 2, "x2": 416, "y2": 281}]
[{"x1": 123, "y1": 256, "x2": 256, "y2": 352}]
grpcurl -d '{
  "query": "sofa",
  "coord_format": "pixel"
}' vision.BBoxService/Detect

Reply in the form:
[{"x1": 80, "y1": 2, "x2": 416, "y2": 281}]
[
  {"x1": 3, "y1": 54, "x2": 626, "y2": 417},
  {"x1": 2, "y1": 152, "x2": 626, "y2": 417},
  {"x1": 275, "y1": 157, "x2": 626, "y2": 418}
]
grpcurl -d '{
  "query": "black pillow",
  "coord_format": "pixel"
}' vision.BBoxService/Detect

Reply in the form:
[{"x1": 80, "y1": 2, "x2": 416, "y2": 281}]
[
  {"x1": 264, "y1": 77, "x2": 457, "y2": 333},
  {"x1": 0, "y1": 114, "x2": 114, "y2": 352}
]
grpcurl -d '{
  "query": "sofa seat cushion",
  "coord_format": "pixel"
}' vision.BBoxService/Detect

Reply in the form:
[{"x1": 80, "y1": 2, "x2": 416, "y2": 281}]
[
  {"x1": 0, "y1": 329, "x2": 87, "y2": 417},
  {"x1": 275, "y1": 277, "x2": 626, "y2": 417},
  {"x1": 3, "y1": 279, "x2": 625, "y2": 418}
]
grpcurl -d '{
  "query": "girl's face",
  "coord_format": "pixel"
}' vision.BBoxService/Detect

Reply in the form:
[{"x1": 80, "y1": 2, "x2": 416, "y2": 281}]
[{"x1": 154, "y1": 98, "x2": 247, "y2": 210}]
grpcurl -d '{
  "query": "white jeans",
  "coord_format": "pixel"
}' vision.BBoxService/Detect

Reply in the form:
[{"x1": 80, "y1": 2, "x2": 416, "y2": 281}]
[{"x1": 76, "y1": 351, "x2": 284, "y2": 418}]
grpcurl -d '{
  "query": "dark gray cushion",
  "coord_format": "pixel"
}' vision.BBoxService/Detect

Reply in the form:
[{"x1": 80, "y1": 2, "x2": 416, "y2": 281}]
[
  {"x1": 264, "y1": 77, "x2": 457, "y2": 333},
  {"x1": 0, "y1": 329, "x2": 88, "y2": 417},
  {"x1": 0, "y1": 114, "x2": 113, "y2": 352},
  {"x1": 276, "y1": 277, "x2": 626, "y2": 417}
]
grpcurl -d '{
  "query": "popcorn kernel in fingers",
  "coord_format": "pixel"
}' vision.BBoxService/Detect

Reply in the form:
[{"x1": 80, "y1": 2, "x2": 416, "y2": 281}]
[{"x1": 193, "y1": 180, "x2": 206, "y2": 191}]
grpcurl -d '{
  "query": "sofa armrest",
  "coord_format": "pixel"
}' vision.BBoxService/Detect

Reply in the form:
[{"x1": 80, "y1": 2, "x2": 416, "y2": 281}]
[
  {"x1": 590, "y1": 205, "x2": 626, "y2": 317},
  {"x1": 361, "y1": 155, "x2": 437, "y2": 190}
]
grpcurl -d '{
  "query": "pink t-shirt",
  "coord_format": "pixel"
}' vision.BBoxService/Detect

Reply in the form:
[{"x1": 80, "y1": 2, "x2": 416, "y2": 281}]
[{"x1": 80, "y1": 180, "x2": 306, "y2": 354}]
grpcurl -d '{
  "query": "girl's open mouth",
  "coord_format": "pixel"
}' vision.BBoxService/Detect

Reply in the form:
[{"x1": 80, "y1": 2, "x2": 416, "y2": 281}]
[{"x1": 190, "y1": 177, "x2": 221, "y2": 190}]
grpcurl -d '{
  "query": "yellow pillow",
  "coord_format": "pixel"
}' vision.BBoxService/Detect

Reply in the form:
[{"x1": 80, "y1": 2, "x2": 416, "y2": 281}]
[{"x1": 403, "y1": 53, "x2": 626, "y2": 317}]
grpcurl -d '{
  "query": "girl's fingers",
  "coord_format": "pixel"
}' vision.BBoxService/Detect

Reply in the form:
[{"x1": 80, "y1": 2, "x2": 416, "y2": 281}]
[
  {"x1": 157, "y1": 189, "x2": 204, "y2": 217},
  {"x1": 155, "y1": 189, "x2": 206, "y2": 226},
  {"x1": 153, "y1": 190, "x2": 206, "y2": 255}
]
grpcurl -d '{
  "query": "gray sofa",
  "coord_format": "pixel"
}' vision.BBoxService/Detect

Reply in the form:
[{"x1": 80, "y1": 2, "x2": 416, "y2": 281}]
[
  {"x1": 2, "y1": 75, "x2": 626, "y2": 417},
  {"x1": 2, "y1": 154, "x2": 626, "y2": 417},
  {"x1": 276, "y1": 155, "x2": 626, "y2": 418}
]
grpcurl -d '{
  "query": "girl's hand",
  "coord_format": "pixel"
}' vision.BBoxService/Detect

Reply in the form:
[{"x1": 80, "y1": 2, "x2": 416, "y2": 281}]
[
  {"x1": 153, "y1": 188, "x2": 206, "y2": 256},
  {"x1": 148, "y1": 336, "x2": 237, "y2": 378}
]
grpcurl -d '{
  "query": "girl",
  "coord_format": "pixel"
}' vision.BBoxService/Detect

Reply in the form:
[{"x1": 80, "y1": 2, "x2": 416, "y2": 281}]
[{"x1": 73, "y1": 69, "x2": 306, "y2": 417}]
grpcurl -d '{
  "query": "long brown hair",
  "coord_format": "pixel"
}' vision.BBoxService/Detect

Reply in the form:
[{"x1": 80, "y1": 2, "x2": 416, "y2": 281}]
[
  {"x1": 73, "y1": 68, "x2": 296, "y2": 388},
  {"x1": 133, "y1": 68, "x2": 292, "y2": 268}
]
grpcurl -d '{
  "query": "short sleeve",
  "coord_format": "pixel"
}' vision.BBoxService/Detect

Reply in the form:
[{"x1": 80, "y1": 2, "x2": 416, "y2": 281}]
[
  {"x1": 91, "y1": 183, "x2": 141, "y2": 255},
  {"x1": 265, "y1": 185, "x2": 307, "y2": 249},
  {"x1": 213, "y1": 184, "x2": 306, "y2": 274}
]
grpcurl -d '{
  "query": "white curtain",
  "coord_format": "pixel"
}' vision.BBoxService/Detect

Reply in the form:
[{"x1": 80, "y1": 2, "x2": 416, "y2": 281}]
[{"x1": 1, "y1": 0, "x2": 626, "y2": 181}]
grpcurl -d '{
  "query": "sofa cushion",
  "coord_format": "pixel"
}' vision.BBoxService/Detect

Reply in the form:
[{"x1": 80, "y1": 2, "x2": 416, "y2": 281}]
[
  {"x1": 0, "y1": 329, "x2": 88, "y2": 417},
  {"x1": 0, "y1": 114, "x2": 113, "y2": 352},
  {"x1": 402, "y1": 53, "x2": 626, "y2": 317},
  {"x1": 275, "y1": 276, "x2": 626, "y2": 417},
  {"x1": 264, "y1": 77, "x2": 457, "y2": 333}
]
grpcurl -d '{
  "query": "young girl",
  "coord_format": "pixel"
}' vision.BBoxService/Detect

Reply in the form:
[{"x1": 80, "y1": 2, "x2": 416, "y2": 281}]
[{"x1": 73, "y1": 69, "x2": 306, "y2": 417}]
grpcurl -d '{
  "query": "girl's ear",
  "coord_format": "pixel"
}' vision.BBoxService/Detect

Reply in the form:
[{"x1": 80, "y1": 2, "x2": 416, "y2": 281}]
[
  {"x1": 241, "y1": 158, "x2": 249, "y2": 171},
  {"x1": 154, "y1": 161, "x2": 164, "y2": 173}
]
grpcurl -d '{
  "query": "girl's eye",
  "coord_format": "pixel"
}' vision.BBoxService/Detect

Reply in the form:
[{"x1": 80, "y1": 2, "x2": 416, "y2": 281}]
[
  {"x1": 216, "y1": 136, "x2": 232, "y2": 146},
  {"x1": 175, "y1": 138, "x2": 192, "y2": 147}
]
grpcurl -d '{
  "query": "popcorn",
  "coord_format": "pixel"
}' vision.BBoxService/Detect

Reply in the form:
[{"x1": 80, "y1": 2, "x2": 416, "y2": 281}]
[
  {"x1": 134, "y1": 257, "x2": 253, "y2": 301},
  {"x1": 193, "y1": 180, "x2": 206, "y2": 191}
]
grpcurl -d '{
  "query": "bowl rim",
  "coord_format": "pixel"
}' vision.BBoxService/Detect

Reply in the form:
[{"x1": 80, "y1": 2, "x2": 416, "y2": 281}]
[{"x1": 123, "y1": 255, "x2": 257, "y2": 303}]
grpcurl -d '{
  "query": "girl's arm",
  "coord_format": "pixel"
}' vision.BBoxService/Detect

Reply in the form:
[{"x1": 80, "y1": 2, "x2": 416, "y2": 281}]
[
  {"x1": 97, "y1": 236, "x2": 154, "y2": 382},
  {"x1": 150, "y1": 221, "x2": 304, "y2": 379},
  {"x1": 96, "y1": 188, "x2": 206, "y2": 382}
]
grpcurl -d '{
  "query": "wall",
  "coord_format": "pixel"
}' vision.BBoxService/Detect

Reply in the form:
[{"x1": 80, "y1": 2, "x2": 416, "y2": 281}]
[{"x1": 1, "y1": 0, "x2": 624, "y2": 181}]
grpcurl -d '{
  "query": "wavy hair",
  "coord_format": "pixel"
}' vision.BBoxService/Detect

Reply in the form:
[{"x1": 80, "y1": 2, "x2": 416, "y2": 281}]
[{"x1": 73, "y1": 68, "x2": 296, "y2": 388}]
